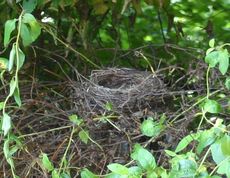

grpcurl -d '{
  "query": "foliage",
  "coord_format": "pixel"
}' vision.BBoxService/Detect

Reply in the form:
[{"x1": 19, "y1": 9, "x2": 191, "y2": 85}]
[{"x1": 0, "y1": 0, "x2": 229, "y2": 178}]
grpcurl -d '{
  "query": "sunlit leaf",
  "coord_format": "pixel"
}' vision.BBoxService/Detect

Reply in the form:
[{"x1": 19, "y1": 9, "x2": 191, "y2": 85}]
[
  {"x1": 140, "y1": 117, "x2": 164, "y2": 137},
  {"x1": 218, "y1": 49, "x2": 229, "y2": 75},
  {"x1": 217, "y1": 158, "x2": 230, "y2": 178},
  {"x1": 221, "y1": 134, "x2": 230, "y2": 156},
  {"x1": 80, "y1": 168, "x2": 99, "y2": 178},
  {"x1": 210, "y1": 140, "x2": 225, "y2": 164},
  {"x1": 0, "y1": 58, "x2": 9, "y2": 70},
  {"x1": 8, "y1": 44, "x2": 16, "y2": 72},
  {"x1": 4, "y1": 19, "x2": 17, "y2": 47},
  {"x1": 2, "y1": 113, "x2": 11, "y2": 136},
  {"x1": 209, "y1": 39, "x2": 215, "y2": 48},
  {"x1": 41, "y1": 153, "x2": 54, "y2": 172},
  {"x1": 107, "y1": 163, "x2": 129, "y2": 175},
  {"x1": 69, "y1": 114, "x2": 83, "y2": 126},
  {"x1": 205, "y1": 51, "x2": 219, "y2": 68},
  {"x1": 79, "y1": 130, "x2": 89, "y2": 144},
  {"x1": 203, "y1": 99, "x2": 221, "y2": 114},
  {"x1": 175, "y1": 133, "x2": 198, "y2": 153},
  {"x1": 131, "y1": 144, "x2": 156, "y2": 171}
]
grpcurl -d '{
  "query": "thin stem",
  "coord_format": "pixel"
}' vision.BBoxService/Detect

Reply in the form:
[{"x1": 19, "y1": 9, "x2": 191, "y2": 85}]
[{"x1": 206, "y1": 66, "x2": 210, "y2": 98}]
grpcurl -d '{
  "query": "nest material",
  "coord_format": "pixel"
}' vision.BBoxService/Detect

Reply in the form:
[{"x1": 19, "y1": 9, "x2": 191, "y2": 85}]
[{"x1": 74, "y1": 68, "x2": 167, "y2": 117}]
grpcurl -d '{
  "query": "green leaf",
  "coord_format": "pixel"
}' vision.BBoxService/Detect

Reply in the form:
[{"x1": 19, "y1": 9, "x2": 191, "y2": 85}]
[
  {"x1": 211, "y1": 140, "x2": 226, "y2": 164},
  {"x1": 165, "y1": 150, "x2": 177, "y2": 157},
  {"x1": 9, "y1": 77, "x2": 17, "y2": 96},
  {"x1": 221, "y1": 134, "x2": 230, "y2": 156},
  {"x1": 8, "y1": 44, "x2": 16, "y2": 72},
  {"x1": 205, "y1": 51, "x2": 219, "y2": 67},
  {"x1": 3, "y1": 139, "x2": 15, "y2": 168},
  {"x1": 216, "y1": 158, "x2": 230, "y2": 177},
  {"x1": 14, "y1": 85, "x2": 21, "y2": 107},
  {"x1": 209, "y1": 39, "x2": 215, "y2": 48},
  {"x1": 107, "y1": 163, "x2": 129, "y2": 175},
  {"x1": 203, "y1": 99, "x2": 221, "y2": 114},
  {"x1": 218, "y1": 49, "x2": 229, "y2": 75},
  {"x1": 175, "y1": 133, "x2": 198, "y2": 153},
  {"x1": 2, "y1": 113, "x2": 11, "y2": 136},
  {"x1": 41, "y1": 153, "x2": 54, "y2": 172},
  {"x1": 22, "y1": 13, "x2": 41, "y2": 41},
  {"x1": 79, "y1": 130, "x2": 89, "y2": 144},
  {"x1": 4, "y1": 19, "x2": 17, "y2": 47},
  {"x1": 18, "y1": 47, "x2": 25, "y2": 69},
  {"x1": 0, "y1": 102, "x2": 4, "y2": 110},
  {"x1": 196, "y1": 129, "x2": 216, "y2": 154},
  {"x1": 140, "y1": 118, "x2": 164, "y2": 137},
  {"x1": 20, "y1": 23, "x2": 33, "y2": 46},
  {"x1": 0, "y1": 58, "x2": 9, "y2": 70},
  {"x1": 128, "y1": 166, "x2": 142, "y2": 177},
  {"x1": 80, "y1": 168, "x2": 99, "y2": 178},
  {"x1": 51, "y1": 169, "x2": 59, "y2": 178},
  {"x1": 225, "y1": 77, "x2": 230, "y2": 90},
  {"x1": 105, "y1": 102, "x2": 113, "y2": 111},
  {"x1": 69, "y1": 114, "x2": 83, "y2": 126},
  {"x1": 23, "y1": 0, "x2": 37, "y2": 13},
  {"x1": 131, "y1": 144, "x2": 156, "y2": 171}
]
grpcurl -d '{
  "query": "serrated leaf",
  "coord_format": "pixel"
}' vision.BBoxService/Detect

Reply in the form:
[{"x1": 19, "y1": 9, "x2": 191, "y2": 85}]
[
  {"x1": 203, "y1": 99, "x2": 221, "y2": 114},
  {"x1": 209, "y1": 39, "x2": 215, "y2": 48},
  {"x1": 0, "y1": 58, "x2": 9, "y2": 70},
  {"x1": 175, "y1": 133, "x2": 198, "y2": 153},
  {"x1": 218, "y1": 49, "x2": 229, "y2": 75},
  {"x1": 80, "y1": 168, "x2": 99, "y2": 178},
  {"x1": 140, "y1": 118, "x2": 164, "y2": 137},
  {"x1": 20, "y1": 23, "x2": 33, "y2": 46},
  {"x1": 131, "y1": 144, "x2": 156, "y2": 171},
  {"x1": 23, "y1": 0, "x2": 37, "y2": 13},
  {"x1": 4, "y1": 19, "x2": 17, "y2": 47},
  {"x1": 107, "y1": 163, "x2": 129, "y2": 175},
  {"x1": 41, "y1": 153, "x2": 54, "y2": 172},
  {"x1": 8, "y1": 44, "x2": 16, "y2": 72},
  {"x1": 79, "y1": 130, "x2": 89, "y2": 144},
  {"x1": 69, "y1": 114, "x2": 83, "y2": 126},
  {"x1": 2, "y1": 113, "x2": 11, "y2": 136}
]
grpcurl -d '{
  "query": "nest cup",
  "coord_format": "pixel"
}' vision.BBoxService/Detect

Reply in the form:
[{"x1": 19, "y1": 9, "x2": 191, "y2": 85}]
[{"x1": 74, "y1": 68, "x2": 166, "y2": 117}]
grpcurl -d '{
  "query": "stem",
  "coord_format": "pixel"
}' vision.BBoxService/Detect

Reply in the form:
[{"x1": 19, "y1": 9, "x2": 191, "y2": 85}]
[{"x1": 206, "y1": 66, "x2": 210, "y2": 98}]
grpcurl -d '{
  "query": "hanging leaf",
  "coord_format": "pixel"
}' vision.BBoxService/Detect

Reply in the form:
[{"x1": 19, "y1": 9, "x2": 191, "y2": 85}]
[
  {"x1": 205, "y1": 51, "x2": 219, "y2": 68},
  {"x1": 22, "y1": 13, "x2": 41, "y2": 42},
  {"x1": 4, "y1": 19, "x2": 17, "y2": 47},
  {"x1": 9, "y1": 77, "x2": 17, "y2": 96},
  {"x1": 18, "y1": 47, "x2": 25, "y2": 69},
  {"x1": 209, "y1": 39, "x2": 215, "y2": 48},
  {"x1": 20, "y1": 23, "x2": 33, "y2": 46},
  {"x1": 218, "y1": 49, "x2": 229, "y2": 75},
  {"x1": 3, "y1": 139, "x2": 15, "y2": 168},
  {"x1": 8, "y1": 44, "x2": 16, "y2": 72},
  {"x1": 225, "y1": 77, "x2": 230, "y2": 90},
  {"x1": 14, "y1": 85, "x2": 21, "y2": 107},
  {"x1": 2, "y1": 113, "x2": 11, "y2": 136}
]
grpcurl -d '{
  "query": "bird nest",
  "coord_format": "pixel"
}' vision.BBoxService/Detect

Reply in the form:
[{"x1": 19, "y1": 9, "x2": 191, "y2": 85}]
[{"x1": 73, "y1": 68, "x2": 167, "y2": 118}]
